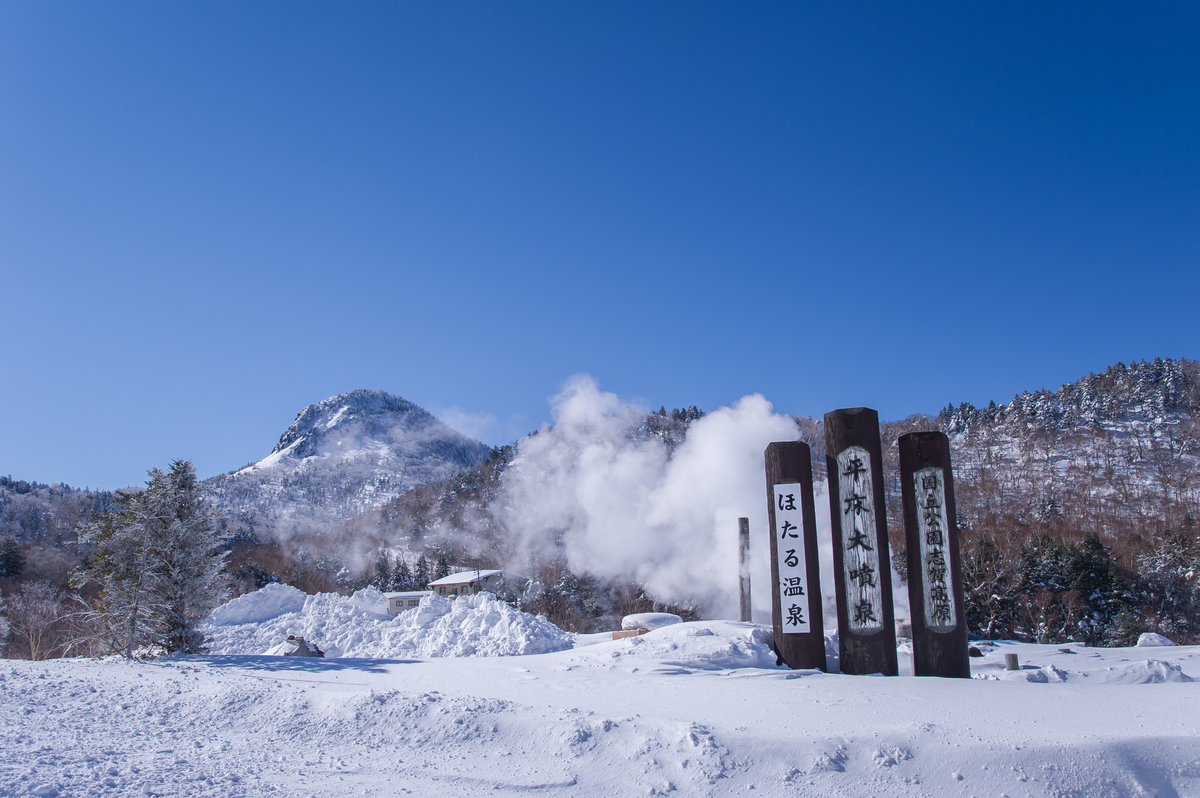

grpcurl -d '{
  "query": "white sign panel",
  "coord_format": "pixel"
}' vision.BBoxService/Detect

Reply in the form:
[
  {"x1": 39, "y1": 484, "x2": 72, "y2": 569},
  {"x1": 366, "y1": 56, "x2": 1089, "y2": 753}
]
[
  {"x1": 836, "y1": 446, "x2": 884, "y2": 633},
  {"x1": 914, "y1": 466, "x2": 957, "y2": 632},
  {"x1": 773, "y1": 483, "x2": 811, "y2": 634}
]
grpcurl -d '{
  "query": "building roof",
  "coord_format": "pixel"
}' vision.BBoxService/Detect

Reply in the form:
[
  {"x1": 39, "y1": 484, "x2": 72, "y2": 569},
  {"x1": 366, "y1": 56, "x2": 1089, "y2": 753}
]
[
  {"x1": 383, "y1": 591, "x2": 432, "y2": 599},
  {"x1": 427, "y1": 569, "x2": 503, "y2": 587}
]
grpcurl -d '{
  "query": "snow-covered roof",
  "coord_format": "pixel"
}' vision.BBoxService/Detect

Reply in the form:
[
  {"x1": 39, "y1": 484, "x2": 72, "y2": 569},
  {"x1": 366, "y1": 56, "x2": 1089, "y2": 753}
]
[
  {"x1": 428, "y1": 569, "x2": 503, "y2": 587},
  {"x1": 383, "y1": 591, "x2": 432, "y2": 599}
]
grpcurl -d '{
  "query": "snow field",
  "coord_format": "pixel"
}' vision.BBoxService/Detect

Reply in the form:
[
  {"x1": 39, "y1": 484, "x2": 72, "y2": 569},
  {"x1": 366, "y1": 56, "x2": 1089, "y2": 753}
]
[{"x1": 4, "y1": 625, "x2": 1200, "y2": 798}]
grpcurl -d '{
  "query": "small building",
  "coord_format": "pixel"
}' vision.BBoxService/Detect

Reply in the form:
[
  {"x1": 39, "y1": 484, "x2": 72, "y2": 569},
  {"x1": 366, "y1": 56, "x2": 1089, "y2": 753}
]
[
  {"x1": 383, "y1": 590, "x2": 432, "y2": 616},
  {"x1": 428, "y1": 569, "x2": 506, "y2": 598}
]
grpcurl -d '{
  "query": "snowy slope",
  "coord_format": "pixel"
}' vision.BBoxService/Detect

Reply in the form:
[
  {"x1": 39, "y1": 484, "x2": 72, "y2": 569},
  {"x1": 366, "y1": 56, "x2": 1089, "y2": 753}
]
[
  {"x1": 204, "y1": 390, "x2": 492, "y2": 533},
  {"x1": 3, "y1": 626, "x2": 1199, "y2": 798}
]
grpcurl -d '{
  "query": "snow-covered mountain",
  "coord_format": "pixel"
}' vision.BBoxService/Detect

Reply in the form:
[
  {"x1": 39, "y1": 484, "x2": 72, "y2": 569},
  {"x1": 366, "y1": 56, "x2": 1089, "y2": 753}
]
[{"x1": 205, "y1": 390, "x2": 492, "y2": 535}]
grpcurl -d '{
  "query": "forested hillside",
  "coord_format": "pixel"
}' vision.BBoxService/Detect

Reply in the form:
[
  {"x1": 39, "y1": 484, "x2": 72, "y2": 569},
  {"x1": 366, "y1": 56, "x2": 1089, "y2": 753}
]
[
  {"x1": 3, "y1": 360, "x2": 1197, "y2": 658},
  {"x1": 0, "y1": 477, "x2": 116, "y2": 584},
  {"x1": 935, "y1": 358, "x2": 1200, "y2": 645}
]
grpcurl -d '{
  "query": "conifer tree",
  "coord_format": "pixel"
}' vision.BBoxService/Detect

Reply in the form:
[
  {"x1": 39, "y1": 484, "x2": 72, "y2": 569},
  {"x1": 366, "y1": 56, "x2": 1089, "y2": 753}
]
[
  {"x1": 393, "y1": 559, "x2": 413, "y2": 591},
  {"x1": 413, "y1": 554, "x2": 429, "y2": 590},
  {"x1": 0, "y1": 537, "x2": 26, "y2": 579},
  {"x1": 374, "y1": 548, "x2": 392, "y2": 590},
  {"x1": 434, "y1": 552, "x2": 451, "y2": 581},
  {"x1": 75, "y1": 460, "x2": 228, "y2": 656}
]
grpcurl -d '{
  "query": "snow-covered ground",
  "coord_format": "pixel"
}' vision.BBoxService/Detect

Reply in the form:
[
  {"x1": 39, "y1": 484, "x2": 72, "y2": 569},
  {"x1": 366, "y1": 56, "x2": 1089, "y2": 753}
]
[{"x1": 4, "y1": 604, "x2": 1200, "y2": 798}]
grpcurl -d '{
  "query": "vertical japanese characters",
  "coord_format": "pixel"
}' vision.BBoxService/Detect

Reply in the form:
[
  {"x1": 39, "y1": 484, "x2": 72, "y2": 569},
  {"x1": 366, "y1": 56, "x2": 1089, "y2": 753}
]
[
  {"x1": 764, "y1": 440, "x2": 826, "y2": 672},
  {"x1": 837, "y1": 446, "x2": 883, "y2": 634},
  {"x1": 914, "y1": 467, "x2": 956, "y2": 632},
  {"x1": 772, "y1": 485, "x2": 810, "y2": 633}
]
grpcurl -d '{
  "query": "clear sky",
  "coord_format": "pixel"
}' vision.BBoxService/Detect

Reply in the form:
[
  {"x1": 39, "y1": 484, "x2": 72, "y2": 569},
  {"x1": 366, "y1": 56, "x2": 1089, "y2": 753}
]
[{"x1": 2, "y1": 2, "x2": 1197, "y2": 490}]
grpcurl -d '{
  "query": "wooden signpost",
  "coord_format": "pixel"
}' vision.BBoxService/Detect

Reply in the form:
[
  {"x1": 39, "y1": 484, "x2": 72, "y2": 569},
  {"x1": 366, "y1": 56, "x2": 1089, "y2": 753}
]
[
  {"x1": 824, "y1": 408, "x2": 898, "y2": 676},
  {"x1": 898, "y1": 431, "x2": 970, "y2": 678},
  {"x1": 764, "y1": 441, "x2": 826, "y2": 671}
]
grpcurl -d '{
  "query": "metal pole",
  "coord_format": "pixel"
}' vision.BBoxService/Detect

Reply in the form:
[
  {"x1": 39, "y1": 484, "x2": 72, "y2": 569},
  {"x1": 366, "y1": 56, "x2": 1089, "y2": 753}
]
[{"x1": 738, "y1": 517, "x2": 752, "y2": 622}]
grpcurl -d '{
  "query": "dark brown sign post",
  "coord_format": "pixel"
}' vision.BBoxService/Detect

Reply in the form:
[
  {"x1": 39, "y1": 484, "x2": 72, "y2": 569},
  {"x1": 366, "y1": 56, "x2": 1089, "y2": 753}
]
[
  {"x1": 898, "y1": 431, "x2": 970, "y2": 678},
  {"x1": 764, "y1": 441, "x2": 826, "y2": 671},
  {"x1": 824, "y1": 408, "x2": 898, "y2": 676}
]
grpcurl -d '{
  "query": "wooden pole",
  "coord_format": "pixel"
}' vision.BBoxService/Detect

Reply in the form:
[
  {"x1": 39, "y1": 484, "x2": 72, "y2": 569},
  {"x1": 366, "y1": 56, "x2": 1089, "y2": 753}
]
[
  {"x1": 824, "y1": 408, "x2": 898, "y2": 676},
  {"x1": 898, "y1": 431, "x2": 971, "y2": 678},
  {"x1": 764, "y1": 441, "x2": 827, "y2": 671},
  {"x1": 738, "y1": 517, "x2": 752, "y2": 623}
]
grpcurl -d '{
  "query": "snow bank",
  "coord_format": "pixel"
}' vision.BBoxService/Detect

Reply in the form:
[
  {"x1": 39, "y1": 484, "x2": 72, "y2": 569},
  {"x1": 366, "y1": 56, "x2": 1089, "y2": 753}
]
[
  {"x1": 202, "y1": 586, "x2": 573, "y2": 658},
  {"x1": 1136, "y1": 632, "x2": 1175, "y2": 647}
]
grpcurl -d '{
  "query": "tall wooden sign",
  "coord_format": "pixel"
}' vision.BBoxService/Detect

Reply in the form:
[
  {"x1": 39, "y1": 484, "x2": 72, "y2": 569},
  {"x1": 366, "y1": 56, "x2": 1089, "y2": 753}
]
[
  {"x1": 764, "y1": 441, "x2": 826, "y2": 671},
  {"x1": 824, "y1": 408, "x2": 898, "y2": 676},
  {"x1": 898, "y1": 431, "x2": 970, "y2": 678}
]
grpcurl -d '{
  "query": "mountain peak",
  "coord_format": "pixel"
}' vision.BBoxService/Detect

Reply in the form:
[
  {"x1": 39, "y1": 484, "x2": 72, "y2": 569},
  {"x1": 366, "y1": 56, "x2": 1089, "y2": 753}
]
[
  {"x1": 272, "y1": 389, "x2": 439, "y2": 458},
  {"x1": 207, "y1": 390, "x2": 492, "y2": 531}
]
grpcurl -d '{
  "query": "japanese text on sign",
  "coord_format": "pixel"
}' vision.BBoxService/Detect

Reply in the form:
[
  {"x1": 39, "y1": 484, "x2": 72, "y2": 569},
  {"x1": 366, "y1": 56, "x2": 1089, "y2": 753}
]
[
  {"x1": 773, "y1": 483, "x2": 810, "y2": 634},
  {"x1": 914, "y1": 467, "x2": 957, "y2": 631},
  {"x1": 837, "y1": 446, "x2": 883, "y2": 633}
]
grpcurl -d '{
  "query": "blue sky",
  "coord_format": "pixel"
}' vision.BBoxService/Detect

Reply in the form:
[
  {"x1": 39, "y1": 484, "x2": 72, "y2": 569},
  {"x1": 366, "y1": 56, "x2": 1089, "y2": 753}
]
[{"x1": 2, "y1": 2, "x2": 1197, "y2": 489}]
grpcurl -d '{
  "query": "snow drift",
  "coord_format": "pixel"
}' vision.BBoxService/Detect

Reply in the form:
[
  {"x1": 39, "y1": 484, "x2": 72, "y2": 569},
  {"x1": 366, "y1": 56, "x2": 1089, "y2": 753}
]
[{"x1": 202, "y1": 585, "x2": 573, "y2": 658}]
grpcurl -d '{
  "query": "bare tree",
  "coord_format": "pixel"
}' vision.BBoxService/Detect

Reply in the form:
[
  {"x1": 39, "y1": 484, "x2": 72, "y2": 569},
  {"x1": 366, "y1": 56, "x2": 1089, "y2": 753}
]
[
  {"x1": 7, "y1": 580, "x2": 64, "y2": 660},
  {"x1": 0, "y1": 597, "x2": 10, "y2": 656}
]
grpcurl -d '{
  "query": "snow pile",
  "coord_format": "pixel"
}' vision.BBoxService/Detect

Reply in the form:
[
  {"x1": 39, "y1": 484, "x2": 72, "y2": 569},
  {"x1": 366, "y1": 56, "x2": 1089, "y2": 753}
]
[
  {"x1": 1136, "y1": 632, "x2": 1175, "y2": 647},
  {"x1": 569, "y1": 621, "x2": 785, "y2": 671},
  {"x1": 202, "y1": 586, "x2": 573, "y2": 658},
  {"x1": 207, "y1": 583, "x2": 307, "y2": 626},
  {"x1": 622, "y1": 612, "x2": 682, "y2": 631},
  {"x1": 377, "y1": 592, "x2": 574, "y2": 657}
]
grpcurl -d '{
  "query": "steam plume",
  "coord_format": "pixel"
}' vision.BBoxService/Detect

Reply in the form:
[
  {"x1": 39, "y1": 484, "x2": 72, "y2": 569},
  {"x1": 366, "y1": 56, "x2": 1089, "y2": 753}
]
[{"x1": 500, "y1": 375, "x2": 801, "y2": 618}]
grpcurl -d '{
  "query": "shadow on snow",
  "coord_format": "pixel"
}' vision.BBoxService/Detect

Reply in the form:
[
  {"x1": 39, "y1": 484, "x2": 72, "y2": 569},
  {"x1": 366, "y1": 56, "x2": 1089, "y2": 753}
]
[{"x1": 190, "y1": 655, "x2": 420, "y2": 673}]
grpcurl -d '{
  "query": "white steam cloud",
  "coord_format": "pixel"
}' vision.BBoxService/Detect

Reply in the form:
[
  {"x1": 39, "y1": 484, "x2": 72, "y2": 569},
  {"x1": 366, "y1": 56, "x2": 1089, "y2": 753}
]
[{"x1": 500, "y1": 375, "x2": 803, "y2": 619}]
